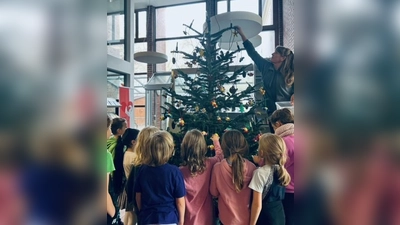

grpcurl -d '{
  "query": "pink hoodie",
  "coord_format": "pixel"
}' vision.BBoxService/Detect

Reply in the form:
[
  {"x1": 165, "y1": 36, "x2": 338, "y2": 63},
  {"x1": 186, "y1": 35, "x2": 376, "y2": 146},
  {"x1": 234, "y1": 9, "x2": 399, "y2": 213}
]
[
  {"x1": 210, "y1": 158, "x2": 256, "y2": 225},
  {"x1": 275, "y1": 123, "x2": 295, "y2": 193},
  {"x1": 179, "y1": 140, "x2": 224, "y2": 225}
]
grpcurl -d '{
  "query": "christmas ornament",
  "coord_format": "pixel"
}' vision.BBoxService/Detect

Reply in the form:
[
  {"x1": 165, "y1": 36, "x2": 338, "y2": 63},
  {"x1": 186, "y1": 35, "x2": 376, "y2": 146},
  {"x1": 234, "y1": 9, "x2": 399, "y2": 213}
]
[
  {"x1": 199, "y1": 49, "x2": 205, "y2": 57},
  {"x1": 160, "y1": 115, "x2": 165, "y2": 120},
  {"x1": 201, "y1": 131, "x2": 208, "y2": 136},
  {"x1": 224, "y1": 127, "x2": 232, "y2": 132},
  {"x1": 225, "y1": 117, "x2": 231, "y2": 122},
  {"x1": 211, "y1": 100, "x2": 218, "y2": 108},
  {"x1": 208, "y1": 145, "x2": 215, "y2": 150},
  {"x1": 178, "y1": 118, "x2": 185, "y2": 126},
  {"x1": 195, "y1": 106, "x2": 199, "y2": 112},
  {"x1": 254, "y1": 133, "x2": 262, "y2": 142},
  {"x1": 242, "y1": 127, "x2": 249, "y2": 134},
  {"x1": 248, "y1": 99, "x2": 255, "y2": 106},
  {"x1": 248, "y1": 72, "x2": 254, "y2": 77},
  {"x1": 259, "y1": 87, "x2": 266, "y2": 95},
  {"x1": 201, "y1": 108, "x2": 207, "y2": 113},
  {"x1": 171, "y1": 70, "x2": 178, "y2": 79},
  {"x1": 176, "y1": 101, "x2": 182, "y2": 107},
  {"x1": 240, "y1": 104, "x2": 245, "y2": 113},
  {"x1": 217, "y1": 116, "x2": 222, "y2": 122},
  {"x1": 229, "y1": 85, "x2": 237, "y2": 95},
  {"x1": 219, "y1": 86, "x2": 225, "y2": 93}
]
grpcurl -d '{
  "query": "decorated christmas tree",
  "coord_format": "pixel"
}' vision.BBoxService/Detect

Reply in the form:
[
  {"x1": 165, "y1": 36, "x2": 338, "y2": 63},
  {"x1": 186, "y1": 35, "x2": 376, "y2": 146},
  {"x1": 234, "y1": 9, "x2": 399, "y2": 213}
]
[{"x1": 162, "y1": 16, "x2": 266, "y2": 166}]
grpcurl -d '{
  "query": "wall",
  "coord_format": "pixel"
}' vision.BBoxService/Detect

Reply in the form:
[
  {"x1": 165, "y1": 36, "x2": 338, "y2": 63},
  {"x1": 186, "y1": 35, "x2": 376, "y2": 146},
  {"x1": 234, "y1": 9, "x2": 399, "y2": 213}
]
[{"x1": 283, "y1": 0, "x2": 294, "y2": 51}]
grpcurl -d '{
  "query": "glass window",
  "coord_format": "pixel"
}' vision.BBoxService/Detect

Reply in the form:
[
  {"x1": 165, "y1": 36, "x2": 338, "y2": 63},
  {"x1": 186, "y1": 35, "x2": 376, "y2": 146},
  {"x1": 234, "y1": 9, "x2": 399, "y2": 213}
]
[
  {"x1": 108, "y1": 44, "x2": 125, "y2": 59},
  {"x1": 231, "y1": 0, "x2": 259, "y2": 14},
  {"x1": 134, "y1": 42, "x2": 148, "y2": 73},
  {"x1": 107, "y1": 74, "x2": 125, "y2": 100},
  {"x1": 156, "y1": 3, "x2": 206, "y2": 38},
  {"x1": 138, "y1": 11, "x2": 147, "y2": 38},
  {"x1": 261, "y1": 0, "x2": 273, "y2": 25},
  {"x1": 218, "y1": 1, "x2": 228, "y2": 14},
  {"x1": 156, "y1": 38, "x2": 201, "y2": 72},
  {"x1": 107, "y1": 14, "x2": 125, "y2": 41}
]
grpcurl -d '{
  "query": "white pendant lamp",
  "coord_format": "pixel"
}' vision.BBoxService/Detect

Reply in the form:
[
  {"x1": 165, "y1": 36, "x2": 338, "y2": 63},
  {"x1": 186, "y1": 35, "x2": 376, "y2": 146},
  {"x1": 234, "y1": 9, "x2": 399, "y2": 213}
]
[
  {"x1": 205, "y1": 11, "x2": 262, "y2": 43},
  {"x1": 218, "y1": 34, "x2": 262, "y2": 50},
  {"x1": 134, "y1": 51, "x2": 168, "y2": 64}
]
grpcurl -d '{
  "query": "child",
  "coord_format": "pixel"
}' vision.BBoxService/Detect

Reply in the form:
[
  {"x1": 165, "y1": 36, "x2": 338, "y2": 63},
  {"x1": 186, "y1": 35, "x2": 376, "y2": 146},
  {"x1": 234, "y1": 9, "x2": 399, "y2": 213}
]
[
  {"x1": 270, "y1": 108, "x2": 295, "y2": 225},
  {"x1": 210, "y1": 130, "x2": 256, "y2": 225},
  {"x1": 134, "y1": 131, "x2": 186, "y2": 225},
  {"x1": 249, "y1": 134, "x2": 291, "y2": 225},
  {"x1": 180, "y1": 130, "x2": 224, "y2": 225},
  {"x1": 117, "y1": 128, "x2": 140, "y2": 225}
]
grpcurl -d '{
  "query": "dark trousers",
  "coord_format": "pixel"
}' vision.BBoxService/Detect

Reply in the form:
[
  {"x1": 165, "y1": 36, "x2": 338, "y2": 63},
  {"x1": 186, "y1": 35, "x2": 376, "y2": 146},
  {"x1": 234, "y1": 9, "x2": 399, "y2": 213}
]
[
  {"x1": 257, "y1": 201, "x2": 285, "y2": 225},
  {"x1": 282, "y1": 193, "x2": 294, "y2": 225}
]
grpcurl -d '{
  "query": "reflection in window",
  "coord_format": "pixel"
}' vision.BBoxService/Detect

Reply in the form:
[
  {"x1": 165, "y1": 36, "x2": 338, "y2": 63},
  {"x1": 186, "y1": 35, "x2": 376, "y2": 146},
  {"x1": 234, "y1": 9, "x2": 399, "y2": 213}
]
[
  {"x1": 108, "y1": 44, "x2": 124, "y2": 59},
  {"x1": 156, "y1": 38, "x2": 201, "y2": 72},
  {"x1": 134, "y1": 42, "x2": 148, "y2": 73},
  {"x1": 156, "y1": 3, "x2": 206, "y2": 38}
]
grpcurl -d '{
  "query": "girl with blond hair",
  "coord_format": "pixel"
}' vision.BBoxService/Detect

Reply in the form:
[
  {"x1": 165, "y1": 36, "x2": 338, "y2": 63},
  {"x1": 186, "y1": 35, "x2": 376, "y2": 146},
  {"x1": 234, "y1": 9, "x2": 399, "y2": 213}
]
[
  {"x1": 249, "y1": 134, "x2": 291, "y2": 225},
  {"x1": 180, "y1": 130, "x2": 223, "y2": 225}
]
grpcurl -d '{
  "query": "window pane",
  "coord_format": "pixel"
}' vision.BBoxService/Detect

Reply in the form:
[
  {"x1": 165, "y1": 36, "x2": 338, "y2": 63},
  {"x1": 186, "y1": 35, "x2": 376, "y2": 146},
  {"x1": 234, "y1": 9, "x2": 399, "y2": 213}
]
[
  {"x1": 108, "y1": 44, "x2": 125, "y2": 59},
  {"x1": 156, "y1": 38, "x2": 201, "y2": 72},
  {"x1": 231, "y1": 0, "x2": 259, "y2": 14},
  {"x1": 218, "y1": 1, "x2": 227, "y2": 14},
  {"x1": 261, "y1": 0, "x2": 273, "y2": 25},
  {"x1": 107, "y1": 74, "x2": 125, "y2": 100},
  {"x1": 134, "y1": 42, "x2": 148, "y2": 73},
  {"x1": 138, "y1": 11, "x2": 147, "y2": 38},
  {"x1": 107, "y1": 14, "x2": 125, "y2": 41},
  {"x1": 156, "y1": 3, "x2": 206, "y2": 38}
]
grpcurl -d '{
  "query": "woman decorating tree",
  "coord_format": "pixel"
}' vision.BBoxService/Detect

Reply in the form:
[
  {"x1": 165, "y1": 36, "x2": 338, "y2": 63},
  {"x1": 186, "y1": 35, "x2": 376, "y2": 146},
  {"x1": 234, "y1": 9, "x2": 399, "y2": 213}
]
[{"x1": 235, "y1": 26, "x2": 294, "y2": 132}]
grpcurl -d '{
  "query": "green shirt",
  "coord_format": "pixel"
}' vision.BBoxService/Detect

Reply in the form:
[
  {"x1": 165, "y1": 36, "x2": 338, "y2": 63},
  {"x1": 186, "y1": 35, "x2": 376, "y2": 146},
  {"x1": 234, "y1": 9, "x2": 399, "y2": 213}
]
[{"x1": 107, "y1": 151, "x2": 115, "y2": 173}]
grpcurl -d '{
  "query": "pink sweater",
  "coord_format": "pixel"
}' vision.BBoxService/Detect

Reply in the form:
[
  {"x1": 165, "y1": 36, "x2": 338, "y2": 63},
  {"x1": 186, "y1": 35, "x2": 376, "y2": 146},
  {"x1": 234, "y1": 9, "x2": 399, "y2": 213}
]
[
  {"x1": 179, "y1": 140, "x2": 224, "y2": 225},
  {"x1": 210, "y1": 158, "x2": 256, "y2": 225},
  {"x1": 275, "y1": 124, "x2": 295, "y2": 193}
]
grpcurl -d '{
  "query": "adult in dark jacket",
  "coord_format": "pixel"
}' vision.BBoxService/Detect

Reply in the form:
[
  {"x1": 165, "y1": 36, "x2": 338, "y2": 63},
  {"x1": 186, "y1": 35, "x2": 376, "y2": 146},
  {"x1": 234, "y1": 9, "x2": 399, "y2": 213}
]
[{"x1": 236, "y1": 26, "x2": 294, "y2": 129}]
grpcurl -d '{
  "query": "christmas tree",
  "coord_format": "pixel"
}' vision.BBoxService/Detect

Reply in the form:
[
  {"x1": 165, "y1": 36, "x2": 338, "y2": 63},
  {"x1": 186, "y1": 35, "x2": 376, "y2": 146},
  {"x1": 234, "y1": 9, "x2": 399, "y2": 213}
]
[{"x1": 162, "y1": 16, "x2": 265, "y2": 166}]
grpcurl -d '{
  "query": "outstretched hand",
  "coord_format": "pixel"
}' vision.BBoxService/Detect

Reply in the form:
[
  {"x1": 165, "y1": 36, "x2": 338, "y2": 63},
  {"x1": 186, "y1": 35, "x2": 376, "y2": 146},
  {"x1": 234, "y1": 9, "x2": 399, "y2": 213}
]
[
  {"x1": 233, "y1": 26, "x2": 247, "y2": 41},
  {"x1": 211, "y1": 133, "x2": 220, "y2": 142}
]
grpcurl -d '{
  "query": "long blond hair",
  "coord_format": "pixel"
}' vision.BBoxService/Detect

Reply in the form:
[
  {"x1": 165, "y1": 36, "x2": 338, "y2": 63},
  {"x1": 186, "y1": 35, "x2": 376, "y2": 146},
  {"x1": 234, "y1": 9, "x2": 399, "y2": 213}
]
[
  {"x1": 221, "y1": 130, "x2": 249, "y2": 192},
  {"x1": 181, "y1": 129, "x2": 208, "y2": 176},
  {"x1": 132, "y1": 126, "x2": 159, "y2": 166},
  {"x1": 276, "y1": 46, "x2": 294, "y2": 86},
  {"x1": 258, "y1": 133, "x2": 291, "y2": 186}
]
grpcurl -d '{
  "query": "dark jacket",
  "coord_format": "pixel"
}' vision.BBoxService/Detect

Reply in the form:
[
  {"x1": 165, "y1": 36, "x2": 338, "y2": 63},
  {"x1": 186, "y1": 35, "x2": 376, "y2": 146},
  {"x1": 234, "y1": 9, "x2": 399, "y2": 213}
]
[{"x1": 243, "y1": 40, "x2": 294, "y2": 114}]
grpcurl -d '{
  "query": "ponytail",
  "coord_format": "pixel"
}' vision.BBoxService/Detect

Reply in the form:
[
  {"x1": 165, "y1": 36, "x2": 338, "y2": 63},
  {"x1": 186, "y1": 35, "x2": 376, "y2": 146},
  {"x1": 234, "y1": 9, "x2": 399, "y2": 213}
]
[
  {"x1": 112, "y1": 136, "x2": 126, "y2": 196},
  {"x1": 231, "y1": 153, "x2": 245, "y2": 192},
  {"x1": 276, "y1": 46, "x2": 294, "y2": 86},
  {"x1": 277, "y1": 155, "x2": 291, "y2": 186}
]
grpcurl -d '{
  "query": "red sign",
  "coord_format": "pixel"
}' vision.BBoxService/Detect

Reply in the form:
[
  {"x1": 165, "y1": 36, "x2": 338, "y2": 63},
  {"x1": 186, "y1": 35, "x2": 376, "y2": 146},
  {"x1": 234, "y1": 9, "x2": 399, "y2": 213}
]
[{"x1": 119, "y1": 87, "x2": 135, "y2": 128}]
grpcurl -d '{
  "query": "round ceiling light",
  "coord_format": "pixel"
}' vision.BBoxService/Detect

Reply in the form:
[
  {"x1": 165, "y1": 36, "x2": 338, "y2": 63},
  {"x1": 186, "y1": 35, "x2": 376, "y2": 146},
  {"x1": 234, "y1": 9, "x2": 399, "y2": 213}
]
[
  {"x1": 204, "y1": 11, "x2": 262, "y2": 42},
  {"x1": 134, "y1": 51, "x2": 168, "y2": 64},
  {"x1": 218, "y1": 34, "x2": 262, "y2": 51}
]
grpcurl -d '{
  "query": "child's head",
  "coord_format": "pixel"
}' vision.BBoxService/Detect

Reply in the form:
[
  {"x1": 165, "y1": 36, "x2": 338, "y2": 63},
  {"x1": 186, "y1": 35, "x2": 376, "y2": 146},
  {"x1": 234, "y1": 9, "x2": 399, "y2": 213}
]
[
  {"x1": 270, "y1": 108, "x2": 294, "y2": 130},
  {"x1": 142, "y1": 131, "x2": 175, "y2": 167},
  {"x1": 181, "y1": 129, "x2": 207, "y2": 175},
  {"x1": 122, "y1": 128, "x2": 140, "y2": 149},
  {"x1": 258, "y1": 133, "x2": 291, "y2": 186},
  {"x1": 111, "y1": 118, "x2": 127, "y2": 136},
  {"x1": 133, "y1": 126, "x2": 159, "y2": 166},
  {"x1": 221, "y1": 130, "x2": 249, "y2": 192}
]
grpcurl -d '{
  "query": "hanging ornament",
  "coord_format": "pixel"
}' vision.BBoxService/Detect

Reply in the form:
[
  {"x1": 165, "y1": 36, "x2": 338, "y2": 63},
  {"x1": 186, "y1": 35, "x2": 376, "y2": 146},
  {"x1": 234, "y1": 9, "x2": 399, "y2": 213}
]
[
  {"x1": 195, "y1": 106, "x2": 199, "y2": 112},
  {"x1": 211, "y1": 100, "x2": 218, "y2": 108},
  {"x1": 201, "y1": 108, "x2": 207, "y2": 113},
  {"x1": 172, "y1": 57, "x2": 176, "y2": 64},
  {"x1": 248, "y1": 99, "x2": 255, "y2": 106},
  {"x1": 224, "y1": 127, "x2": 232, "y2": 132},
  {"x1": 217, "y1": 116, "x2": 222, "y2": 122},
  {"x1": 160, "y1": 115, "x2": 166, "y2": 121},
  {"x1": 240, "y1": 104, "x2": 245, "y2": 113},
  {"x1": 219, "y1": 86, "x2": 225, "y2": 93},
  {"x1": 208, "y1": 145, "x2": 215, "y2": 150},
  {"x1": 248, "y1": 72, "x2": 254, "y2": 77},
  {"x1": 242, "y1": 127, "x2": 249, "y2": 134},
  {"x1": 199, "y1": 49, "x2": 205, "y2": 57},
  {"x1": 225, "y1": 117, "x2": 231, "y2": 122},
  {"x1": 245, "y1": 103, "x2": 249, "y2": 109},
  {"x1": 229, "y1": 85, "x2": 237, "y2": 95},
  {"x1": 254, "y1": 133, "x2": 262, "y2": 142},
  {"x1": 201, "y1": 131, "x2": 208, "y2": 136},
  {"x1": 176, "y1": 101, "x2": 181, "y2": 108},
  {"x1": 259, "y1": 87, "x2": 266, "y2": 95},
  {"x1": 165, "y1": 113, "x2": 172, "y2": 118},
  {"x1": 171, "y1": 70, "x2": 178, "y2": 79},
  {"x1": 178, "y1": 118, "x2": 185, "y2": 126}
]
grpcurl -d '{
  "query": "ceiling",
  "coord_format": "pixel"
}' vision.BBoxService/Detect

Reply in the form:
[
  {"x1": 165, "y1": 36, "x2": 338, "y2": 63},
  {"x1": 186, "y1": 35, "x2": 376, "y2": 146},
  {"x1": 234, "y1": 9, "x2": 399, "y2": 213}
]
[{"x1": 108, "y1": 0, "x2": 204, "y2": 13}]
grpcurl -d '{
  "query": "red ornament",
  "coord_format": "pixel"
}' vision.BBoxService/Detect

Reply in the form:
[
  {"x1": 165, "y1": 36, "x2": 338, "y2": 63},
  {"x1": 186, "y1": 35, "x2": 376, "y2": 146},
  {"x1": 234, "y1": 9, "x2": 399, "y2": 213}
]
[{"x1": 242, "y1": 127, "x2": 249, "y2": 134}]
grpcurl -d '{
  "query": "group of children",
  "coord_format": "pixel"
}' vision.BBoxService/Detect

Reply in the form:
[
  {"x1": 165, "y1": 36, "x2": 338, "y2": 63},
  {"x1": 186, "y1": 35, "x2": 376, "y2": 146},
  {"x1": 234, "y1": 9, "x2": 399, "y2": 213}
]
[{"x1": 106, "y1": 108, "x2": 295, "y2": 225}]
